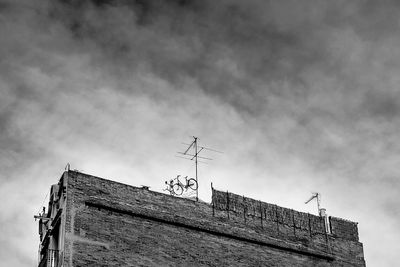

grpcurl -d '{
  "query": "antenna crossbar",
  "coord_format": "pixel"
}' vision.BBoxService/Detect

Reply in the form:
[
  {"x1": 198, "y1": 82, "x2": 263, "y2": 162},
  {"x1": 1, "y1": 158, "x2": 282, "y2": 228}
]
[
  {"x1": 177, "y1": 152, "x2": 213, "y2": 160},
  {"x1": 177, "y1": 136, "x2": 221, "y2": 201},
  {"x1": 175, "y1": 156, "x2": 210, "y2": 164},
  {"x1": 182, "y1": 140, "x2": 196, "y2": 155},
  {"x1": 182, "y1": 143, "x2": 223, "y2": 153}
]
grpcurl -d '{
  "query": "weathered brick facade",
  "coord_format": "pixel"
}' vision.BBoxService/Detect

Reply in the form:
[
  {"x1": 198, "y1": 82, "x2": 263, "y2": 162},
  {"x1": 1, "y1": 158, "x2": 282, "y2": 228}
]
[{"x1": 37, "y1": 171, "x2": 365, "y2": 266}]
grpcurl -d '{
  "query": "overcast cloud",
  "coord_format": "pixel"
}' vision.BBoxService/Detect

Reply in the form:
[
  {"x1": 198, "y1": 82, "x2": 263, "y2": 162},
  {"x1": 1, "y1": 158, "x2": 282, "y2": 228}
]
[{"x1": 1, "y1": 0, "x2": 399, "y2": 266}]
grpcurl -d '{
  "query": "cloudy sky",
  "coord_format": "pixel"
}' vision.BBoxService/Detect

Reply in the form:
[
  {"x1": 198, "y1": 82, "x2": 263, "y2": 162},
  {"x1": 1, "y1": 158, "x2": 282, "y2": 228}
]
[{"x1": 1, "y1": 0, "x2": 399, "y2": 266}]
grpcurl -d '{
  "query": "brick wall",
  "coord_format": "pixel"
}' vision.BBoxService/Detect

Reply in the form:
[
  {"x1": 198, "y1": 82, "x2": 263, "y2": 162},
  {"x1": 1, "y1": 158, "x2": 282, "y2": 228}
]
[
  {"x1": 329, "y1": 217, "x2": 359, "y2": 242},
  {"x1": 212, "y1": 190, "x2": 327, "y2": 237},
  {"x1": 212, "y1": 189, "x2": 361, "y2": 242},
  {"x1": 62, "y1": 171, "x2": 365, "y2": 266}
]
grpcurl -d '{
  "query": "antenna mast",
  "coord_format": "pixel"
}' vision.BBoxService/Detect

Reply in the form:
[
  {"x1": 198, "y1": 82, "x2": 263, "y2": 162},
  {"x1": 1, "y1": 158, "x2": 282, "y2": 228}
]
[
  {"x1": 177, "y1": 136, "x2": 222, "y2": 201},
  {"x1": 194, "y1": 137, "x2": 198, "y2": 200},
  {"x1": 305, "y1": 192, "x2": 321, "y2": 215}
]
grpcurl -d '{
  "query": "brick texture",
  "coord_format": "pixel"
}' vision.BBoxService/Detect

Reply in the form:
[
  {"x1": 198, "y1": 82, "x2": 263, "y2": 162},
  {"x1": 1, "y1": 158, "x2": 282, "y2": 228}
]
[{"x1": 61, "y1": 171, "x2": 365, "y2": 266}]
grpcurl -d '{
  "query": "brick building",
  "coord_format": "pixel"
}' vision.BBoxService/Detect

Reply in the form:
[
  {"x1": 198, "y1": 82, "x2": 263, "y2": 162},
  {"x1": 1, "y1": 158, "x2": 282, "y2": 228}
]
[{"x1": 37, "y1": 171, "x2": 365, "y2": 266}]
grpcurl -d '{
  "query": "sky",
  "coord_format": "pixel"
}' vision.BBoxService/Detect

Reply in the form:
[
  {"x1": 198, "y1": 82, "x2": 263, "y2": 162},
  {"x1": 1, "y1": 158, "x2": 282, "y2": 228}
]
[{"x1": 0, "y1": 0, "x2": 399, "y2": 266}]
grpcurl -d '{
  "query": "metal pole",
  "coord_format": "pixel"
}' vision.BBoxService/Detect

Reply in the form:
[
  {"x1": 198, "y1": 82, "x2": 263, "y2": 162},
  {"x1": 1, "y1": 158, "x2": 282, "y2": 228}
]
[
  {"x1": 243, "y1": 196, "x2": 246, "y2": 223},
  {"x1": 259, "y1": 200, "x2": 263, "y2": 229},
  {"x1": 211, "y1": 182, "x2": 214, "y2": 216},
  {"x1": 292, "y1": 209, "x2": 296, "y2": 236},
  {"x1": 195, "y1": 137, "x2": 198, "y2": 202},
  {"x1": 226, "y1": 191, "x2": 230, "y2": 219},
  {"x1": 275, "y1": 204, "x2": 279, "y2": 235}
]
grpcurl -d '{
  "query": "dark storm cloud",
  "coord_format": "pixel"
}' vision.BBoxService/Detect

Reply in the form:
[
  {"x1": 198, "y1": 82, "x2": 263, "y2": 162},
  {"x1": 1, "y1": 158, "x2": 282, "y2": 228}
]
[
  {"x1": 362, "y1": 90, "x2": 400, "y2": 119},
  {"x1": 45, "y1": 0, "x2": 338, "y2": 114},
  {"x1": 41, "y1": 0, "x2": 400, "y2": 122}
]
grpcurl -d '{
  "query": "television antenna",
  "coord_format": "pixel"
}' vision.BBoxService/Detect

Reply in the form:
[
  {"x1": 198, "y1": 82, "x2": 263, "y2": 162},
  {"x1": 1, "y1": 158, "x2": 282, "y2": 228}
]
[
  {"x1": 305, "y1": 192, "x2": 322, "y2": 216},
  {"x1": 177, "y1": 136, "x2": 222, "y2": 201}
]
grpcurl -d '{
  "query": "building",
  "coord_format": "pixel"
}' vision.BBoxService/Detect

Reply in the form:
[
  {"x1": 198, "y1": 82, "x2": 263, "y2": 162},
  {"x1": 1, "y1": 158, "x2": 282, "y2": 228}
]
[{"x1": 37, "y1": 170, "x2": 365, "y2": 266}]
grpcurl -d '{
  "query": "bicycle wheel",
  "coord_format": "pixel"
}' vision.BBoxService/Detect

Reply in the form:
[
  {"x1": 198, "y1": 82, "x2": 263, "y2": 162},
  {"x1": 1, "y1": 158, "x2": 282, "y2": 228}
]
[
  {"x1": 172, "y1": 184, "x2": 184, "y2": 195},
  {"x1": 187, "y1": 178, "x2": 198, "y2": 190}
]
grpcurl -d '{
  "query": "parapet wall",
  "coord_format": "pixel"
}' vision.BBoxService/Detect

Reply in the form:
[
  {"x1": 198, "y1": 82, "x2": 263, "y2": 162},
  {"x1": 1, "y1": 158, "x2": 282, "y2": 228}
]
[
  {"x1": 212, "y1": 189, "x2": 359, "y2": 242},
  {"x1": 212, "y1": 190, "x2": 325, "y2": 236},
  {"x1": 329, "y1": 217, "x2": 359, "y2": 242}
]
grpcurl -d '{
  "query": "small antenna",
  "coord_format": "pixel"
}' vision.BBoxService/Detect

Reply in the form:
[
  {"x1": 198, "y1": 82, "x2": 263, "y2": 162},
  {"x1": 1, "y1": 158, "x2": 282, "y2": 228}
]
[
  {"x1": 177, "y1": 136, "x2": 222, "y2": 201},
  {"x1": 305, "y1": 192, "x2": 321, "y2": 216},
  {"x1": 34, "y1": 207, "x2": 50, "y2": 221}
]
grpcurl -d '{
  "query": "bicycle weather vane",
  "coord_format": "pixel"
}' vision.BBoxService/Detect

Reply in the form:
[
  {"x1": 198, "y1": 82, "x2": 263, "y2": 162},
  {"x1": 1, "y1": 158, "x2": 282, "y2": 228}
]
[
  {"x1": 164, "y1": 175, "x2": 198, "y2": 196},
  {"x1": 164, "y1": 136, "x2": 222, "y2": 201}
]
